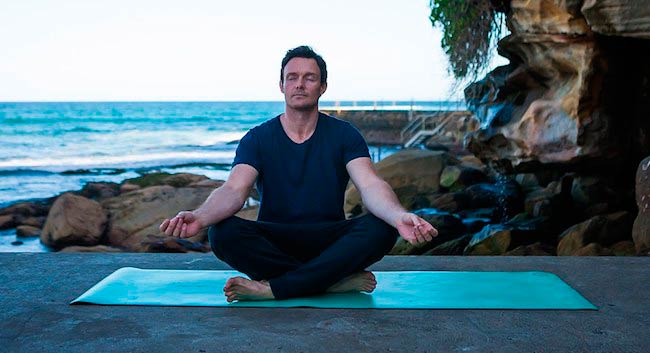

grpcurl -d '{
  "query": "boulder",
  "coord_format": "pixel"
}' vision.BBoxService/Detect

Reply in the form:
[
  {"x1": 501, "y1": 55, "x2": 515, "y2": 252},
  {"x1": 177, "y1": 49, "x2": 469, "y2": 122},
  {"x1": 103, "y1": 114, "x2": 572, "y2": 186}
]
[
  {"x1": 344, "y1": 150, "x2": 455, "y2": 215},
  {"x1": 40, "y1": 193, "x2": 107, "y2": 249},
  {"x1": 557, "y1": 211, "x2": 633, "y2": 256},
  {"x1": 427, "y1": 192, "x2": 470, "y2": 213},
  {"x1": 464, "y1": 225, "x2": 513, "y2": 255},
  {"x1": 79, "y1": 182, "x2": 121, "y2": 200},
  {"x1": 16, "y1": 225, "x2": 41, "y2": 237},
  {"x1": 464, "y1": 178, "x2": 524, "y2": 219},
  {"x1": 422, "y1": 235, "x2": 473, "y2": 256},
  {"x1": 440, "y1": 165, "x2": 488, "y2": 192},
  {"x1": 633, "y1": 156, "x2": 650, "y2": 254},
  {"x1": 464, "y1": 215, "x2": 552, "y2": 255},
  {"x1": 610, "y1": 241, "x2": 637, "y2": 256},
  {"x1": 59, "y1": 245, "x2": 123, "y2": 253},
  {"x1": 0, "y1": 214, "x2": 14, "y2": 230},
  {"x1": 573, "y1": 243, "x2": 614, "y2": 256},
  {"x1": 581, "y1": 0, "x2": 650, "y2": 39},
  {"x1": 504, "y1": 242, "x2": 556, "y2": 256},
  {"x1": 124, "y1": 172, "x2": 209, "y2": 188},
  {"x1": 102, "y1": 185, "x2": 214, "y2": 252},
  {"x1": 14, "y1": 216, "x2": 46, "y2": 228}
]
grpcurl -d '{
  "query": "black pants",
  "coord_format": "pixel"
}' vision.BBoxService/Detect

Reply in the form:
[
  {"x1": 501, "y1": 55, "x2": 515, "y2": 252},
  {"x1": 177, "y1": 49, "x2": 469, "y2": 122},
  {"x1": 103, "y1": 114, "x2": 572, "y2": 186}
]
[{"x1": 207, "y1": 214, "x2": 399, "y2": 300}]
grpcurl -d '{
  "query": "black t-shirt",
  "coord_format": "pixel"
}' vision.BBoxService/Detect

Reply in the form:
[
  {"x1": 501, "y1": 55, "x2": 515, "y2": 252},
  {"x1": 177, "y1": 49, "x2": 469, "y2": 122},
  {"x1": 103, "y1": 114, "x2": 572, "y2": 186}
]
[{"x1": 232, "y1": 112, "x2": 370, "y2": 223}]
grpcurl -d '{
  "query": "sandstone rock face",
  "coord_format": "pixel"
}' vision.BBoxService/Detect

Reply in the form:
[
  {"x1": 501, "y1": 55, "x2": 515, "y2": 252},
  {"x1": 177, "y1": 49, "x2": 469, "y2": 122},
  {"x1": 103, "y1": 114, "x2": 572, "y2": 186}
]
[
  {"x1": 102, "y1": 186, "x2": 214, "y2": 252},
  {"x1": 465, "y1": 0, "x2": 650, "y2": 172},
  {"x1": 581, "y1": 0, "x2": 650, "y2": 38},
  {"x1": 344, "y1": 150, "x2": 454, "y2": 215},
  {"x1": 633, "y1": 156, "x2": 650, "y2": 254},
  {"x1": 41, "y1": 193, "x2": 107, "y2": 249}
]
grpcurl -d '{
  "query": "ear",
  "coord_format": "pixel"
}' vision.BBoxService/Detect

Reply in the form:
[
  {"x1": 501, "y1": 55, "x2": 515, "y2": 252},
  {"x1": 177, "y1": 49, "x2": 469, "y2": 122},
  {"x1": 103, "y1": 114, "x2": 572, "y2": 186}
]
[
  {"x1": 279, "y1": 80, "x2": 285, "y2": 94},
  {"x1": 319, "y1": 82, "x2": 327, "y2": 96}
]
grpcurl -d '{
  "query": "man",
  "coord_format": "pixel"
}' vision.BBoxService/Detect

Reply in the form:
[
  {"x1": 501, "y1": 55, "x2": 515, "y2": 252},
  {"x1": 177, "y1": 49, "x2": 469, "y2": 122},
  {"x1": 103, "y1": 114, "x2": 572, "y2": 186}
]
[{"x1": 159, "y1": 46, "x2": 438, "y2": 302}]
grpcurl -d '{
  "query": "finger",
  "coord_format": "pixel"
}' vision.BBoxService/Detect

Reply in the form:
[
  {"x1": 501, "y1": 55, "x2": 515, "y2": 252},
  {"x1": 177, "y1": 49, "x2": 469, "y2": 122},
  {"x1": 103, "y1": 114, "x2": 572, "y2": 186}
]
[
  {"x1": 164, "y1": 217, "x2": 178, "y2": 236},
  {"x1": 172, "y1": 219, "x2": 184, "y2": 237},
  {"x1": 413, "y1": 230, "x2": 425, "y2": 245},
  {"x1": 419, "y1": 225, "x2": 433, "y2": 242},
  {"x1": 159, "y1": 219, "x2": 170, "y2": 232},
  {"x1": 413, "y1": 224, "x2": 428, "y2": 242},
  {"x1": 180, "y1": 223, "x2": 187, "y2": 238}
]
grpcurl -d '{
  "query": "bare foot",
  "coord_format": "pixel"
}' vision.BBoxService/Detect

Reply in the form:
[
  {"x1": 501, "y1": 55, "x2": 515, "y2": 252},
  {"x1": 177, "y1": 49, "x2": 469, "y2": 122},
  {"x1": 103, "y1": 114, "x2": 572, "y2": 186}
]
[
  {"x1": 223, "y1": 276, "x2": 275, "y2": 302},
  {"x1": 327, "y1": 271, "x2": 377, "y2": 293}
]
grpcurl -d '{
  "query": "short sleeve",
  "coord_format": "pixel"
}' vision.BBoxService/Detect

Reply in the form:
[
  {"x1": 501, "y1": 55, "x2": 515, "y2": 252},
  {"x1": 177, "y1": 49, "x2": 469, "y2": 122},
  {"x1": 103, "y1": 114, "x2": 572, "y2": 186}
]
[
  {"x1": 232, "y1": 129, "x2": 262, "y2": 172},
  {"x1": 342, "y1": 123, "x2": 370, "y2": 164}
]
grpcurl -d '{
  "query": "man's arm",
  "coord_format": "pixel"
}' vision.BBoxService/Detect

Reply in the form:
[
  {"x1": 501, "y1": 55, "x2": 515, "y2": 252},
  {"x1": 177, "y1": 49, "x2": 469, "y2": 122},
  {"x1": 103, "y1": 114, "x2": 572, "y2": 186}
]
[
  {"x1": 346, "y1": 157, "x2": 437, "y2": 245},
  {"x1": 159, "y1": 164, "x2": 258, "y2": 238}
]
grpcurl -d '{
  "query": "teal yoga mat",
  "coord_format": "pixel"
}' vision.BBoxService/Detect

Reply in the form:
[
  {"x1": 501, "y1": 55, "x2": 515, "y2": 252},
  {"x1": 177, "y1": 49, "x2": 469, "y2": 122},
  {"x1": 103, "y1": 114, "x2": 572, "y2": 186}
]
[{"x1": 71, "y1": 267, "x2": 597, "y2": 310}]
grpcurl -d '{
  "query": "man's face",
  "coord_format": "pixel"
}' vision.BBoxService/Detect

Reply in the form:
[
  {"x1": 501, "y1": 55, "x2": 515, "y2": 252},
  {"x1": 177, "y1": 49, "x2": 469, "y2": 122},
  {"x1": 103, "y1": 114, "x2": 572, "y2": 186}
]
[{"x1": 280, "y1": 57, "x2": 327, "y2": 111}]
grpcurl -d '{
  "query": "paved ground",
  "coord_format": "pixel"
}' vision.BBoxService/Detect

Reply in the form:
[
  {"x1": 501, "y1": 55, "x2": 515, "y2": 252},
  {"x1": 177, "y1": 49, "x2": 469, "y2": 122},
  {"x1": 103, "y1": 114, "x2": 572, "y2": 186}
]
[{"x1": 0, "y1": 253, "x2": 647, "y2": 353}]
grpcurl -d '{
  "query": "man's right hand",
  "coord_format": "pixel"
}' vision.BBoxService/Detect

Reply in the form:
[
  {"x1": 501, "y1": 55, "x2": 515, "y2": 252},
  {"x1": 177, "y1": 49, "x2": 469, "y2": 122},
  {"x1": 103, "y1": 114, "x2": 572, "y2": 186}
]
[{"x1": 159, "y1": 211, "x2": 204, "y2": 238}]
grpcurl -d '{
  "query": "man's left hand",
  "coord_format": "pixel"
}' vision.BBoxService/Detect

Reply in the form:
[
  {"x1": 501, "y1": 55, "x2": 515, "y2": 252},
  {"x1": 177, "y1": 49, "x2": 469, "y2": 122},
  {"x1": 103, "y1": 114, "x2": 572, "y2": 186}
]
[{"x1": 396, "y1": 212, "x2": 438, "y2": 245}]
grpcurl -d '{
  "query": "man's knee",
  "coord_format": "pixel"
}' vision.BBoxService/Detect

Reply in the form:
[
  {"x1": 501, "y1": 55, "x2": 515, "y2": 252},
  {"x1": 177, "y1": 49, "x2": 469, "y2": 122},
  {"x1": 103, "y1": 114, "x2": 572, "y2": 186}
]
[{"x1": 208, "y1": 216, "x2": 243, "y2": 259}]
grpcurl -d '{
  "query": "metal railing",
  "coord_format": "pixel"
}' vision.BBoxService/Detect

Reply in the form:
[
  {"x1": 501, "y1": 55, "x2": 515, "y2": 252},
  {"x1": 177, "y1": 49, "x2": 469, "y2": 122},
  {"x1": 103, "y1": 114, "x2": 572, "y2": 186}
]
[{"x1": 400, "y1": 112, "x2": 445, "y2": 147}]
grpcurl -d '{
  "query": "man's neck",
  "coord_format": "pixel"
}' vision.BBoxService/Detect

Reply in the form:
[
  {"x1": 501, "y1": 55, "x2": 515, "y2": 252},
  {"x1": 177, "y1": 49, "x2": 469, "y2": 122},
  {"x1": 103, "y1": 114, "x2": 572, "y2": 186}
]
[{"x1": 280, "y1": 106, "x2": 320, "y2": 143}]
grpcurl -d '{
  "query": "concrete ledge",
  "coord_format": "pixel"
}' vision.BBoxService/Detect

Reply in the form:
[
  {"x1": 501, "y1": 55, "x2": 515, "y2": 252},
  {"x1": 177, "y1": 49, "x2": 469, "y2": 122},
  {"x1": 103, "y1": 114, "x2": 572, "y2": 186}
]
[{"x1": 1, "y1": 254, "x2": 648, "y2": 352}]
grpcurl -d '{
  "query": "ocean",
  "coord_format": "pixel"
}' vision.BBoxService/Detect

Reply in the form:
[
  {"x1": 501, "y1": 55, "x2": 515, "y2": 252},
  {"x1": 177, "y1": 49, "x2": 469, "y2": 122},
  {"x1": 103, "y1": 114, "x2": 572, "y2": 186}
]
[{"x1": 0, "y1": 101, "x2": 462, "y2": 252}]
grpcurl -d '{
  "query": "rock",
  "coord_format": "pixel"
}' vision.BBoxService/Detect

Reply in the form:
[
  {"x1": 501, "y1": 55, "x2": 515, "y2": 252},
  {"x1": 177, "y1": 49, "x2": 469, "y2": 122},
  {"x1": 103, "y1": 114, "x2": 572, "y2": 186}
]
[
  {"x1": 16, "y1": 225, "x2": 41, "y2": 237},
  {"x1": 440, "y1": 165, "x2": 488, "y2": 191},
  {"x1": 557, "y1": 211, "x2": 633, "y2": 256},
  {"x1": 422, "y1": 235, "x2": 473, "y2": 256},
  {"x1": 79, "y1": 182, "x2": 121, "y2": 200},
  {"x1": 504, "y1": 242, "x2": 555, "y2": 256},
  {"x1": 0, "y1": 202, "x2": 49, "y2": 217},
  {"x1": 11, "y1": 240, "x2": 23, "y2": 246},
  {"x1": 0, "y1": 201, "x2": 50, "y2": 230},
  {"x1": 139, "y1": 235, "x2": 210, "y2": 253},
  {"x1": 465, "y1": 215, "x2": 552, "y2": 255},
  {"x1": 102, "y1": 185, "x2": 213, "y2": 252},
  {"x1": 59, "y1": 245, "x2": 123, "y2": 253},
  {"x1": 124, "y1": 172, "x2": 209, "y2": 188},
  {"x1": 344, "y1": 150, "x2": 455, "y2": 215},
  {"x1": 610, "y1": 241, "x2": 637, "y2": 256},
  {"x1": 459, "y1": 155, "x2": 486, "y2": 170},
  {"x1": 633, "y1": 156, "x2": 650, "y2": 254},
  {"x1": 427, "y1": 192, "x2": 470, "y2": 213},
  {"x1": 573, "y1": 243, "x2": 614, "y2": 256},
  {"x1": 514, "y1": 173, "x2": 540, "y2": 193},
  {"x1": 14, "y1": 216, "x2": 46, "y2": 228},
  {"x1": 510, "y1": 0, "x2": 590, "y2": 36},
  {"x1": 581, "y1": 0, "x2": 650, "y2": 39},
  {"x1": 40, "y1": 193, "x2": 107, "y2": 249},
  {"x1": 189, "y1": 179, "x2": 225, "y2": 188},
  {"x1": 464, "y1": 0, "x2": 650, "y2": 173},
  {"x1": 0, "y1": 214, "x2": 14, "y2": 230},
  {"x1": 464, "y1": 225, "x2": 513, "y2": 255},
  {"x1": 120, "y1": 183, "x2": 141, "y2": 193},
  {"x1": 464, "y1": 178, "x2": 524, "y2": 219}
]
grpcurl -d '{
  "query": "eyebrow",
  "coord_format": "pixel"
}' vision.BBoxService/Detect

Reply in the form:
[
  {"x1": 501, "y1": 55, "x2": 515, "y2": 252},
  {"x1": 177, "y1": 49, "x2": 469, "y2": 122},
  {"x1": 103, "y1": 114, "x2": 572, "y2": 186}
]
[{"x1": 284, "y1": 71, "x2": 319, "y2": 77}]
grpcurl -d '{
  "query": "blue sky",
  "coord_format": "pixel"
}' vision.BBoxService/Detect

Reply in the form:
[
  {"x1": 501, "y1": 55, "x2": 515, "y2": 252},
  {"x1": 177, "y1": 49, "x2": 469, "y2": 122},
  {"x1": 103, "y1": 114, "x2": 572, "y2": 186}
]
[{"x1": 0, "y1": 0, "x2": 507, "y2": 101}]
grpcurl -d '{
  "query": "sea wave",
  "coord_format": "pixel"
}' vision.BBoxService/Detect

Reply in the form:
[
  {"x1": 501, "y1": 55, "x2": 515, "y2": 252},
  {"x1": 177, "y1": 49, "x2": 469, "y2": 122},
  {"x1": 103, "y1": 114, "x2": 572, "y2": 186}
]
[{"x1": 0, "y1": 151, "x2": 236, "y2": 172}]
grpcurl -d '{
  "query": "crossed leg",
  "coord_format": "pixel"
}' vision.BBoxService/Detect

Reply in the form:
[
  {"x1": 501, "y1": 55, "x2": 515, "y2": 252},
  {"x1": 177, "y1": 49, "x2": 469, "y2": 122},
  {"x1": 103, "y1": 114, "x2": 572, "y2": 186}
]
[{"x1": 208, "y1": 214, "x2": 397, "y2": 301}]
